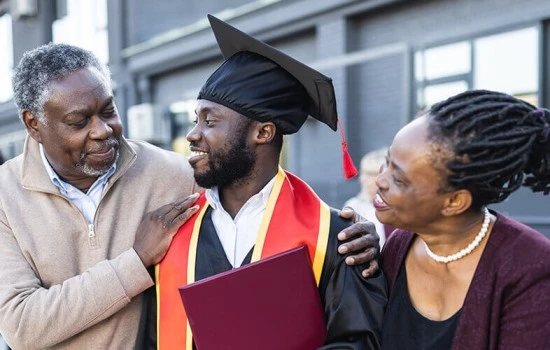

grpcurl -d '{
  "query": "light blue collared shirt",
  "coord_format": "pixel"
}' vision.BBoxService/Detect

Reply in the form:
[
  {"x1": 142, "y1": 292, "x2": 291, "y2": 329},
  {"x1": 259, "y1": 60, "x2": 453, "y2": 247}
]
[{"x1": 40, "y1": 145, "x2": 116, "y2": 224}]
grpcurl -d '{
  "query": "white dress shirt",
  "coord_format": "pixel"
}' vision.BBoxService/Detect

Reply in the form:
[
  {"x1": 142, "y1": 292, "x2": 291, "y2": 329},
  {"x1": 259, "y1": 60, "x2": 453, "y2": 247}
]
[
  {"x1": 205, "y1": 176, "x2": 276, "y2": 268},
  {"x1": 40, "y1": 145, "x2": 116, "y2": 224}
]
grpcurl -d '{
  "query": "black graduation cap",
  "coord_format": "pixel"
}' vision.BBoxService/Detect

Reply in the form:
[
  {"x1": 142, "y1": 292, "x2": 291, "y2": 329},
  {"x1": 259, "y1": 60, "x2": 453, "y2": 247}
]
[
  {"x1": 199, "y1": 14, "x2": 337, "y2": 133},
  {"x1": 199, "y1": 15, "x2": 357, "y2": 178}
]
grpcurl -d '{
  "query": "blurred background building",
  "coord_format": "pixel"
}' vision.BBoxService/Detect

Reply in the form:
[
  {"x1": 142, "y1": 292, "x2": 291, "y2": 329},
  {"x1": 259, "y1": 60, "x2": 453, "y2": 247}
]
[{"x1": 0, "y1": 0, "x2": 549, "y2": 236}]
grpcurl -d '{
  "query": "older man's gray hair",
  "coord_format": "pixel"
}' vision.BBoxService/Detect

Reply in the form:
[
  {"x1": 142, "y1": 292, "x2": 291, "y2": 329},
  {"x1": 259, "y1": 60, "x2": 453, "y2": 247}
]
[{"x1": 12, "y1": 43, "x2": 111, "y2": 124}]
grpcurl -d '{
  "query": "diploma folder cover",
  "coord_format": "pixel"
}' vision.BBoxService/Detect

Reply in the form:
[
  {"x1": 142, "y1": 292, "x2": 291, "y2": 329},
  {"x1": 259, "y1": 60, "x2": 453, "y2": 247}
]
[{"x1": 178, "y1": 245, "x2": 327, "y2": 350}]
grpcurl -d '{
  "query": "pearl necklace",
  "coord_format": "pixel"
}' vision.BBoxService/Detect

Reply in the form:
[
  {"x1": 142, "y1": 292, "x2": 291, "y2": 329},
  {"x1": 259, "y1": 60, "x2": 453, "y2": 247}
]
[{"x1": 424, "y1": 208, "x2": 491, "y2": 263}]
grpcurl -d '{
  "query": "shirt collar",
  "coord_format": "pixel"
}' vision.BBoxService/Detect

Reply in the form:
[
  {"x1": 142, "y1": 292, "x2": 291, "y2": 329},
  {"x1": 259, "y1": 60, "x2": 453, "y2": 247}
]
[
  {"x1": 39, "y1": 144, "x2": 116, "y2": 194},
  {"x1": 206, "y1": 175, "x2": 277, "y2": 211}
]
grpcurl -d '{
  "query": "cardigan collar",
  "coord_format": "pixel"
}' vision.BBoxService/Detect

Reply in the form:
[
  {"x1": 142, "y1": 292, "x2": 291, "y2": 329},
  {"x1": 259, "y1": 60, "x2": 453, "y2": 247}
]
[{"x1": 20, "y1": 135, "x2": 137, "y2": 195}]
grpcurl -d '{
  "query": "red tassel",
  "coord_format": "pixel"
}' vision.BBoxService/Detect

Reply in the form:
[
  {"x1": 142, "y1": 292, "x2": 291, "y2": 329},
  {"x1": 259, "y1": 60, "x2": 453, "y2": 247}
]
[{"x1": 337, "y1": 119, "x2": 358, "y2": 179}]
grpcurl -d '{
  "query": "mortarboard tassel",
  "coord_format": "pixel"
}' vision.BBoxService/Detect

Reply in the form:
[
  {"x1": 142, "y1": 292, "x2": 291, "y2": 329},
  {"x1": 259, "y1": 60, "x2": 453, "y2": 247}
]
[{"x1": 338, "y1": 119, "x2": 358, "y2": 179}]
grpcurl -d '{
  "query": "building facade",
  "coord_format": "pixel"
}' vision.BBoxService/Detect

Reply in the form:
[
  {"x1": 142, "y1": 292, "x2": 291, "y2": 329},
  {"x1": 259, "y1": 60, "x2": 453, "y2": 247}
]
[{"x1": 0, "y1": 0, "x2": 549, "y2": 234}]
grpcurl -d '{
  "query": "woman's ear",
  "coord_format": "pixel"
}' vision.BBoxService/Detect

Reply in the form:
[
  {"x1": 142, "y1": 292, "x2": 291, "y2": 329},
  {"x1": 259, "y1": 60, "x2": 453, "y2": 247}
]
[
  {"x1": 441, "y1": 189, "x2": 473, "y2": 217},
  {"x1": 22, "y1": 110, "x2": 43, "y2": 144}
]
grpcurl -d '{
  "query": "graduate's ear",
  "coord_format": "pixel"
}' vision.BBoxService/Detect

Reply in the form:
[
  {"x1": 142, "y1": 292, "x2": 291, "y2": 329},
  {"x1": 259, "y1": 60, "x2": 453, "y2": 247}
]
[
  {"x1": 22, "y1": 110, "x2": 43, "y2": 144},
  {"x1": 441, "y1": 189, "x2": 473, "y2": 217},
  {"x1": 254, "y1": 122, "x2": 276, "y2": 145}
]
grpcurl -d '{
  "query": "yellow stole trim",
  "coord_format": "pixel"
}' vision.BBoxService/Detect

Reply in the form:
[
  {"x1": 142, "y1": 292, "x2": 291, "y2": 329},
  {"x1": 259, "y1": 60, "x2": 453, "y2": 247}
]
[
  {"x1": 251, "y1": 168, "x2": 286, "y2": 262},
  {"x1": 154, "y1": 265, "x2": 160, "y2": 348},
  {"x1": 313, "y1": 201, "x2": 331, "y2": 284},
  {"x1": 184, "y1": 202, "x2": 209, "y2": 350}
]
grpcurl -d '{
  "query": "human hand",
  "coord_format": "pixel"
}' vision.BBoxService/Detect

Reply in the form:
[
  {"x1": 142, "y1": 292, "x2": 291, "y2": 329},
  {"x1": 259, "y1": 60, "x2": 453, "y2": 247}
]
[
  {"x1": 337, "y1": 206, "x2": 380, "y2": 278},
  {"x1": 134, "y1": 193, "x2": 200, "y2": 267}
]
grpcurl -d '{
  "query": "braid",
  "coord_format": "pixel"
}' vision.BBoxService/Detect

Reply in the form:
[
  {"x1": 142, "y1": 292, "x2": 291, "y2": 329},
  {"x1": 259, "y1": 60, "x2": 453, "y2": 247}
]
[{"x1": 428, "y1": 89, "x2": 550, "y2": 208}]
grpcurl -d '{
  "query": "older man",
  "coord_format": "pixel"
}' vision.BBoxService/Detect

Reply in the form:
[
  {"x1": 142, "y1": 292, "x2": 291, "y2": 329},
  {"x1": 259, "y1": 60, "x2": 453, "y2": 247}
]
[
  {"x1": 0, "y1": 43, "x2": 200, "y2": 349},
  {"x1": 0, "y1": 43, "x2": 378, "y2": 349}
]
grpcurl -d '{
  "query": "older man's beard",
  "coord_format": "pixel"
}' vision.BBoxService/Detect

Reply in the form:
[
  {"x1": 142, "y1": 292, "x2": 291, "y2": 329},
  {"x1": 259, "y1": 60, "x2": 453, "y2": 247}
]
[
  {"x1": 193, "y1": 131, "x2": 256, "y2": 189},
  {"x1": 77, "y1": 138, "x2": 120, "y2": 177}
]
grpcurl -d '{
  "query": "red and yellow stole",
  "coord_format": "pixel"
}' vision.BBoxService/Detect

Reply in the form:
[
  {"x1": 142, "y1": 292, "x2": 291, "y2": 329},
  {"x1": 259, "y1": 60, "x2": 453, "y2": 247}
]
[{"x1": 156, "y1": 168, "x2": 331, "y2": 349}]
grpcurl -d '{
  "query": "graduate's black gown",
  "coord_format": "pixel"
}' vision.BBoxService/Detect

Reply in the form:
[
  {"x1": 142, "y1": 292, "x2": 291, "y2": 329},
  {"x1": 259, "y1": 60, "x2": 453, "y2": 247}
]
[{"x1": 140, "y1": 207, "x2": 387, "y2": 350}]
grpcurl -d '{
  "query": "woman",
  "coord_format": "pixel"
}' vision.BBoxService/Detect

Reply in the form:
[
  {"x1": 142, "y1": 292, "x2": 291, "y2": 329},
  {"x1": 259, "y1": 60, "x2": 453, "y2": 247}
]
[{"x1": 377, "y1": 90, "x2": 550, "y2": 349}]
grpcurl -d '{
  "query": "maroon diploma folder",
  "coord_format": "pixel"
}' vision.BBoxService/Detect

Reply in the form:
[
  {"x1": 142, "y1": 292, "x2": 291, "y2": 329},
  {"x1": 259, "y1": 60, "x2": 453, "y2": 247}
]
[{"x1": 178, "y1": 245, "x2": 327, "y2": 350}]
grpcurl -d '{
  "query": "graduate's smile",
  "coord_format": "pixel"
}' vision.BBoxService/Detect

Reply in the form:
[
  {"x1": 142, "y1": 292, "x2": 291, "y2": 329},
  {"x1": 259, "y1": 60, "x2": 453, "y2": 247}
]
[{"x1": 188, "y1": 147, "x2": 209, "y2": 167}]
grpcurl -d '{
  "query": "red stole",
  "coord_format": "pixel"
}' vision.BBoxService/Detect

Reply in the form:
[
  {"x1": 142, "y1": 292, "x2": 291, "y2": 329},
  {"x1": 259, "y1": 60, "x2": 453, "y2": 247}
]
[{"x1": 156, "y1": 168, "x2": 331, "y2": 349}]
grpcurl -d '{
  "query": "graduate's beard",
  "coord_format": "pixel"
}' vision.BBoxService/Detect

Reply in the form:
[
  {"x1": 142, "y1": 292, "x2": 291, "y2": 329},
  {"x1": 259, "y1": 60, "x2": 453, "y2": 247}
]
[{"x1": 194, "y1": 126, "x2": 256, "y2": 189}]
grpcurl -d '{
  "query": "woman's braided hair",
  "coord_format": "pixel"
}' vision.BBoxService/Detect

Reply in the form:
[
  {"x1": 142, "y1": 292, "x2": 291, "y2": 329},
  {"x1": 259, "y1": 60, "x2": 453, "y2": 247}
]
[{"x1": 427, "y1": 90, "x2": 550, "y2": 209}]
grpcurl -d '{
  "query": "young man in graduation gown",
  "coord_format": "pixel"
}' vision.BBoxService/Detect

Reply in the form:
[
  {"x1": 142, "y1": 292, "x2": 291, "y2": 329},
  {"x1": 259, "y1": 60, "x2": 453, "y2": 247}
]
[{"x1": 156, "y1": 15, "x2": 387, "y2": 350}]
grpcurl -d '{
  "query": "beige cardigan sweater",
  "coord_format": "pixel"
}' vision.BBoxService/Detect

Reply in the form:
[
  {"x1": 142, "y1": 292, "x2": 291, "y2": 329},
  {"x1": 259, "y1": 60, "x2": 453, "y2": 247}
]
[{"x1": 0, "y1": 136, "x2": 195, "y2": 349}]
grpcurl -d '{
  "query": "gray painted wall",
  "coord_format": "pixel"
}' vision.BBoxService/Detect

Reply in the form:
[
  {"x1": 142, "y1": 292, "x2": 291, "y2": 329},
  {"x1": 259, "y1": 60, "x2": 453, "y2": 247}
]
[
  {"x1": 353, "y1": 0, "x2": 550, "y2": 50},
  {"x1": 123, "y1": 0, "x2": 305, "y2": 47},
  {"x1": 152, "y1": 58, "x2": 222, "y2": 105},
  {"x1": 125, "y1": 0, "x2": 267, "y2": 46}
]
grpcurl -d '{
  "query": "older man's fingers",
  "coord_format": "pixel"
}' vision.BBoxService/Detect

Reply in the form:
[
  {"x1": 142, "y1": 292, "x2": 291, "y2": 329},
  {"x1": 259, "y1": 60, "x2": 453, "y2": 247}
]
[
  {"x1": 344, "y1": 247, "x2": 377, "y2": 265},
  {"x1": 337, "y1": 221, "x2": 378, "y2": 242},
  {"x1": 163, "y1": 193, "x2": 200, "y2": 223},
  {"x1": 362, "y1": 260, "x2": 380, "y2": 278},
  {"x1": 338, "y1": 206, "x2": 355, "y2": 220},
  {"x1": 173, "y1": 193, "x2": 200, "y2": 210},
  {"x1": 171, "y1": 205, "x2": 200, "y2": 228},
  {"x1": 338, "y1": 232, "x2": 379, "y2": 255}
]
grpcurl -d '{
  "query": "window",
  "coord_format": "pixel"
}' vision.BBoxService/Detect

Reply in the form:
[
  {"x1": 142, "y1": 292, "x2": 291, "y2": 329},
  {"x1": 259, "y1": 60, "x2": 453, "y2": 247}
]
[
  {"x1": 417, "y1": 42, "x2": 471, "y2": 81},
  {"x1": 52, "y1": 0, "x2": 109, "y2": 64},
  {"x1": 474, "y1": 27, "x2": 538, "y2": 103},
  {"x1": 423, "y1": 81, "x2": 469, "y2": 108},
  {"x1": 0, "y1": 13, "x2": 13, "y2": 102},
  {"x1": 415, "y1": 27, "x2": 539, "y2": 109}
]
